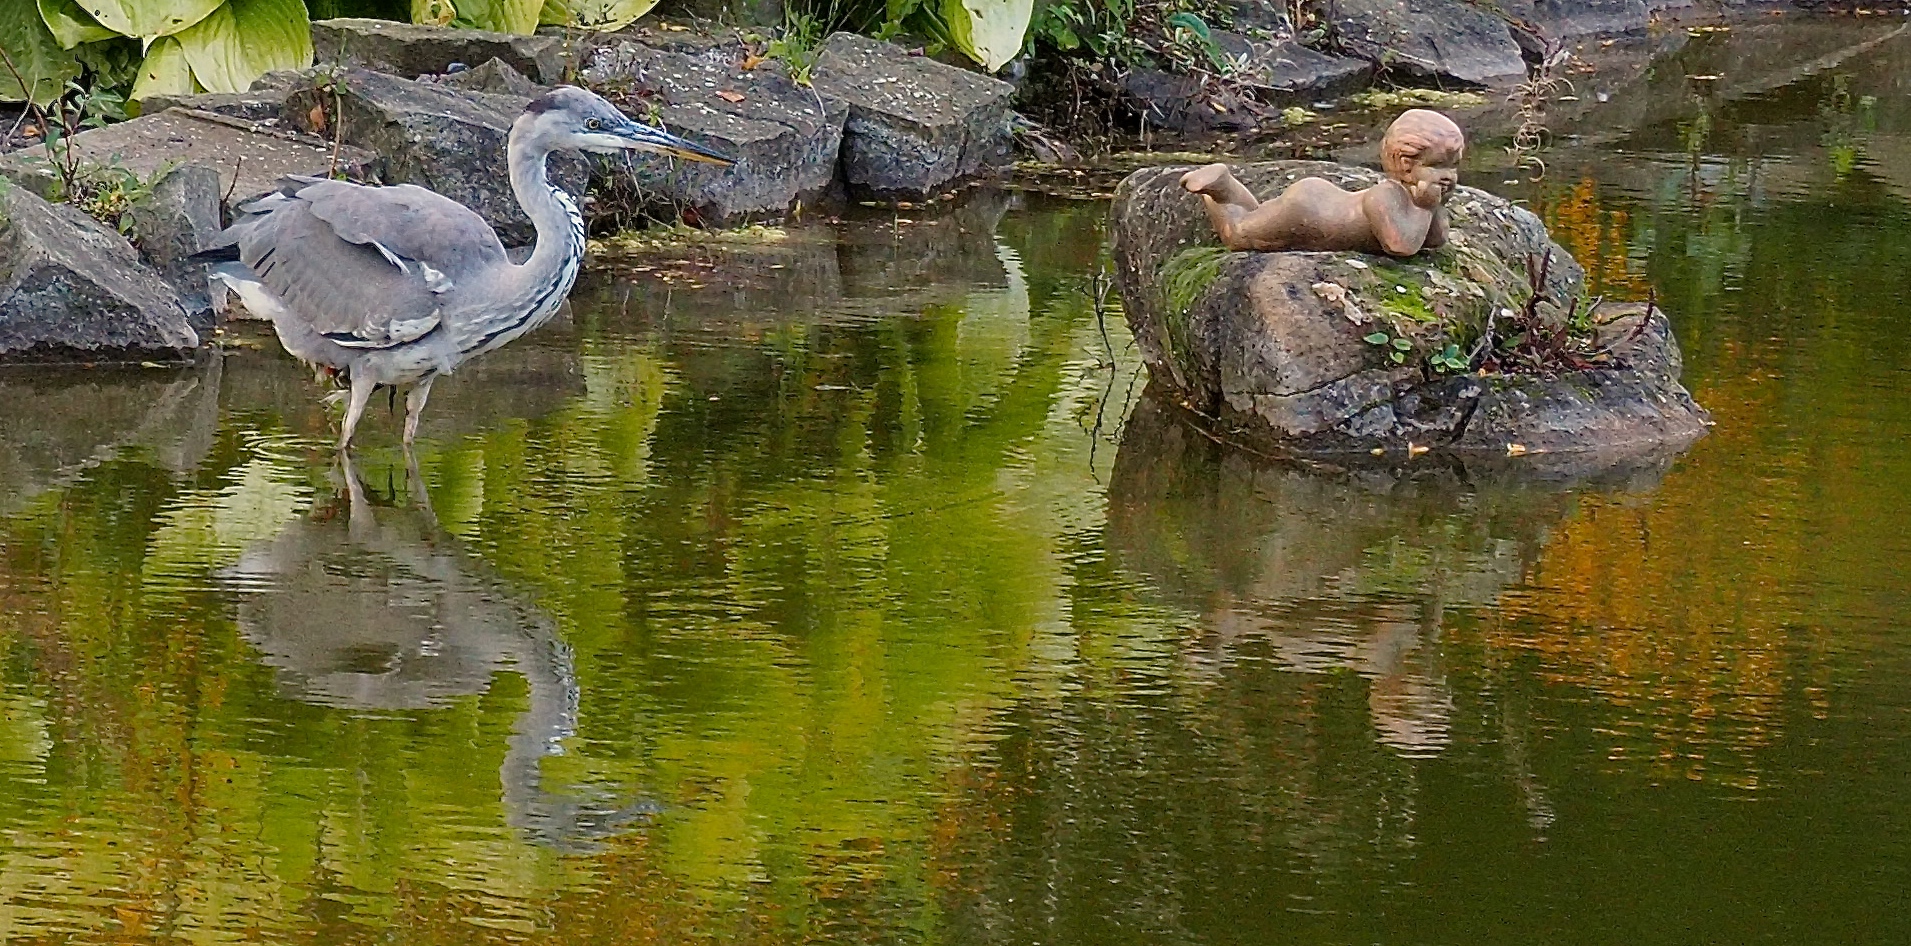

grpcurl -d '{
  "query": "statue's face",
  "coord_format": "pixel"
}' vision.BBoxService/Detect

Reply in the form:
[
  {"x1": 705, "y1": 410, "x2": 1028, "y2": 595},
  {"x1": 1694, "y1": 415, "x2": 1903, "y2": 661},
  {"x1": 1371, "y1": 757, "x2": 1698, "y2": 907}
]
[{"x1": 1398, "y1": 145, "x2": 1461, "y2": 207}]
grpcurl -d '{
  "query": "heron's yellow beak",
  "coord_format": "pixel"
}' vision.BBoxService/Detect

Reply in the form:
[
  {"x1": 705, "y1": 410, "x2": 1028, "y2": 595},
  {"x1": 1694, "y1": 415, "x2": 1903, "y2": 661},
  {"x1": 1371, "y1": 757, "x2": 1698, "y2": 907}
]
[{"x1": 622, "y1": 120, "x2": 735, "y2": 166}]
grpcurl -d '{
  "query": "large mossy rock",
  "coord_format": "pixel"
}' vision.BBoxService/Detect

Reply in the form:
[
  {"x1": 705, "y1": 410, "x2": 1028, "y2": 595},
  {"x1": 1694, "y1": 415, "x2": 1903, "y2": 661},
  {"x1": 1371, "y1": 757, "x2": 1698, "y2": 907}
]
[{"x1": 1110, "y1": 162, "x2": 1709, "y2": 457}]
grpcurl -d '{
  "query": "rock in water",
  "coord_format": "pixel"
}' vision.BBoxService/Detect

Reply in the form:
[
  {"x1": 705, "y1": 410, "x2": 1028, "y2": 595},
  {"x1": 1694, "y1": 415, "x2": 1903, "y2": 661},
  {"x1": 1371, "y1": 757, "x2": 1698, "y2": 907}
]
[
  {"x1": 0, "y1": 184, "x2": 199, "y2": 361},
  {"x1": 284, "y1": 69, "x2": 589, "y2": 246},
  {"x1": 809, "y1": 32, "x2": 1014, "y2": 199},
  {"x1": 1110, "y1": 162, "x2": 1709, "y2": 458}
]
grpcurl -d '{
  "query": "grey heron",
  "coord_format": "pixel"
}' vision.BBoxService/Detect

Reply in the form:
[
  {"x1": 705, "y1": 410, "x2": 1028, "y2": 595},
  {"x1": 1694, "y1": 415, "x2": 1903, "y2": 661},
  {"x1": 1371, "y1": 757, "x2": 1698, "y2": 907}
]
[{"x1": 197, "y1": 85, "x2": 732, "y2": 450}]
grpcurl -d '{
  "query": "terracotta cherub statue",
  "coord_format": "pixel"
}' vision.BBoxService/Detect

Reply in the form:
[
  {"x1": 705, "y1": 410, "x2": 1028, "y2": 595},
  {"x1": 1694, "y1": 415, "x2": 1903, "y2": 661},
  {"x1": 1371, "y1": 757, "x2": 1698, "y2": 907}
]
[{"x1": 1179, "y1": 109, "x2": 1465, "y2": 258}]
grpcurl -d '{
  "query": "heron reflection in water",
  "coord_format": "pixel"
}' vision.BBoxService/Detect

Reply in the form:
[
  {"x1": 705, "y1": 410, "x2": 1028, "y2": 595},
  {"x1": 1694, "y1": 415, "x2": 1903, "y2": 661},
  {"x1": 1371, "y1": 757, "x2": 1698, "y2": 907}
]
[
  {"x1": 197, "y1": 86, "x2": 732, "y2": 450},
  {"x1": 220, "y1": 454, "x2": 654, "y2": 850}
]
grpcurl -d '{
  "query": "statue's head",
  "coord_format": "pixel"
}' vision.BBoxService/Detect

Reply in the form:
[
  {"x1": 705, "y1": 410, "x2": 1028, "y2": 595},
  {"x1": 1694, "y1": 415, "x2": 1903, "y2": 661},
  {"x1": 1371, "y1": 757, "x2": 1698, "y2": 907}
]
[{"x1": 1380, "y1": 109, "x2": 1465, "y2": 206}]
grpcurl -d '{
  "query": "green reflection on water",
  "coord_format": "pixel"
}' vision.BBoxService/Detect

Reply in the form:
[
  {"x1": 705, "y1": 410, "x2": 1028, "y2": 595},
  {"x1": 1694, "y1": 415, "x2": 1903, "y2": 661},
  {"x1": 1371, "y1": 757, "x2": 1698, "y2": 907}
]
[{"x1": 4, "y1": 28, "x2": 1911, "y2": 942}]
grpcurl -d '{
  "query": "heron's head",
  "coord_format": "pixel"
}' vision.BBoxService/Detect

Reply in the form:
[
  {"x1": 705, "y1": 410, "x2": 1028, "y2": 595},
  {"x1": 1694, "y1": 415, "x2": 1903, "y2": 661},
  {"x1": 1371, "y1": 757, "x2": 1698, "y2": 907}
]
[{"x1": 521, "y1": 86, "x2": 734, "y2": 166}]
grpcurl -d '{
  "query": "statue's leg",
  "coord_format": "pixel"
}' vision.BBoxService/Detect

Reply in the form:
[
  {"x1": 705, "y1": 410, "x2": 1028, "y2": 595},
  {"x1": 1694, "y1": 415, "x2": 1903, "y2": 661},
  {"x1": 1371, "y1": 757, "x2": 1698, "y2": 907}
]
[{"x1": 1181, "y1": 163, "x2": 1259, "y2": 208}]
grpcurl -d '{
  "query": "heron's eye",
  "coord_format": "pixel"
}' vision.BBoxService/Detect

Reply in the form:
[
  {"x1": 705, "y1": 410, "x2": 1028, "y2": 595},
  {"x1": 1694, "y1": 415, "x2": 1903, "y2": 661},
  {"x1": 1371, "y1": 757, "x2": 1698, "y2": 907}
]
[{"x1": 586, "y1": 118, "x2": 603, "y2": 131}]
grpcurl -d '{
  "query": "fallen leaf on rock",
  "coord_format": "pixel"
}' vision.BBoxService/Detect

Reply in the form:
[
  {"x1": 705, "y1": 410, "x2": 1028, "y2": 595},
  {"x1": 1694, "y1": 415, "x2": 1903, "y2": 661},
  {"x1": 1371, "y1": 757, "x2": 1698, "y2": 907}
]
[{"x1": 716, "y1": 90, "x2": 746, "y2": 103}]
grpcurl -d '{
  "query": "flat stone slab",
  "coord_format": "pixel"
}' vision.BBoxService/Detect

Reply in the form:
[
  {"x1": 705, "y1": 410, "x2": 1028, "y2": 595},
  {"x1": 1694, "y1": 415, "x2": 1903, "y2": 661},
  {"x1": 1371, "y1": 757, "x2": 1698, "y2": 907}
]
[
  {"x1": 583, "y1": 41, "x2": 845, "y2": 224},
  {"x1": 1331, "y1": 0, "x2": 1527, "y2": 85},
  {"x1": 140, "y1": 90, "x2": 288, "y2": 123},
  {"x1": 0, "y1": 109, "x2": 375, "y2": 213},
  {"x1": 809, "y1": 32, "x2": 1013, "y2": 199},
  {"x1": 311, "y1": 18, "x2": 567, "y2": 84}
]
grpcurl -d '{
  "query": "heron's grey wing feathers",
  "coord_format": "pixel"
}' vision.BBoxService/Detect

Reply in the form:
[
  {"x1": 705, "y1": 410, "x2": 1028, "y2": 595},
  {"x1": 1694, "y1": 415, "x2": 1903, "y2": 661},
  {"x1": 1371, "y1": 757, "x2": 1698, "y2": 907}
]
[
  {"x1": 292, "y1": 179, "x2": 509, "y2": 280},
  {"x1": 229, "y1": 197, "x2": 443, "y2": 346}
]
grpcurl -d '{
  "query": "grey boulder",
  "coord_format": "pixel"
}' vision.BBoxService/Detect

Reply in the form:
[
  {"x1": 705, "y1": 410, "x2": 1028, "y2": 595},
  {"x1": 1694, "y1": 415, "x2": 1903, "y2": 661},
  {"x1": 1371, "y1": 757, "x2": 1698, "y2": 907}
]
[
  {"x1": 809, "y1": 32, "x2": 1013, "y2": 199},
  {"x1": 0, "y1": 183, "x2": 199, "y2": 361},
  {"x1": 311, "y1": 18, "x2": 568, "y2": 84},
  {"x1": 583, "y1": 41, "x2": 845, "y2": 224},
  {"x1": 1329, "y1": 0, "x2": 1527, "y2": 84},
  {"x1": 123, "y1": 164, "x2": 224, "y2": 330}
]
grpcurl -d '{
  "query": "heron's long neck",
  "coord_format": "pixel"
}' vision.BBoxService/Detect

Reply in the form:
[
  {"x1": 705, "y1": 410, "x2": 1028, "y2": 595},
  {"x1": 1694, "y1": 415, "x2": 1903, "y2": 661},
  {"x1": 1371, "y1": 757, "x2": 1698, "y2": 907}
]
[{"x1": 505, "y1": 131, "x2": 585, "y2": 305}]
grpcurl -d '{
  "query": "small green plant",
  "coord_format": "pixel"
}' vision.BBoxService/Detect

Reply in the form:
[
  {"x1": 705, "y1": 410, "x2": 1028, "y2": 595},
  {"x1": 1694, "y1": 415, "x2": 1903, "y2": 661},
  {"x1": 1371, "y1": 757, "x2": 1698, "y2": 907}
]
[
  {"x1": 1363, "y1": 330, "x2": 1414, "y2": 365},
  {"x1": 766, "y1": 10, "x2": 827, "y2": 84},
  {"x1": 1429, "y1": 342, "x2": 1469, "y2": 373},
  {"x1": 70, "y1": 161, "x2": 168, "y2": 235}
]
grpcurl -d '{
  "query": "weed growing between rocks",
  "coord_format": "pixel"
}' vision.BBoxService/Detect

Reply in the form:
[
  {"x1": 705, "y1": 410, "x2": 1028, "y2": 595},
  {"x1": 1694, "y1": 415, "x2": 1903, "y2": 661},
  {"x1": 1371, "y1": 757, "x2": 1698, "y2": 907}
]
[{"x1": 1473, "y1": 249, "x2": 1651, "y2": 376}]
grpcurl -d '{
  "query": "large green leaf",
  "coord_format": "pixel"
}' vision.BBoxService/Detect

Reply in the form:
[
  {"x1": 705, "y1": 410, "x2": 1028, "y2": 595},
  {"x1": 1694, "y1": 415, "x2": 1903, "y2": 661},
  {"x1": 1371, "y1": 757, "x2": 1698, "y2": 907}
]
[
  {"x1": 72, "y1": 0, "x2": 224, "y2": 38},
  {"x1": 0, "y1": 0, "x2": 80, "y2": 104},
  {"x1": 937, "y1": 0, "x2": 1031, "y2": 72},
  {"x1": 129, "y1": 33, "x2": 194, "y2": 99},
  {"x1": 174, "y1": 0, "x2": 311, "y2": 94},
  {"x1": 412, "y1": 0, "x2": 456, "y2": 26},
  {"x1": 451, "y1": 0, "x2": 540, "y2": 34},
  {"x1": 38, "y1": 0, "x2": 121, "y2": 48},
  {"x1": 537, "y1": 0, "x2": 657, "y2": 31}
]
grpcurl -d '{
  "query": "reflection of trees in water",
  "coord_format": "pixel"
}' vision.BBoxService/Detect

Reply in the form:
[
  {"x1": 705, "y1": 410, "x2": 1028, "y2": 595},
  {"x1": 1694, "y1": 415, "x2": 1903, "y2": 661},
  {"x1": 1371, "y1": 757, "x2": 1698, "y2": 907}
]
[{"x1": 220, "y1": 455, "x2": 652, "y2": 852}]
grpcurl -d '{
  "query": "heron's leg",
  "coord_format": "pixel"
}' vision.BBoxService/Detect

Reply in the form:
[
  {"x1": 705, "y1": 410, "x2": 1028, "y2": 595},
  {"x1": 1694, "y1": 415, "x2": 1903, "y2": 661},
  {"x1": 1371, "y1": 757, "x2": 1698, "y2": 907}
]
[
  {"x1": 402, "y1": 446, "x2": 441, "y2": 532},
  {"x1": 338, "y1": 371, "x2": 377, "y2": 451},
  {"x1": 336, "y1": 450, "x2": 375, "y2": 543},
  {"x1": 403, "y1": 376, "x2": 436, "y2": 446}
]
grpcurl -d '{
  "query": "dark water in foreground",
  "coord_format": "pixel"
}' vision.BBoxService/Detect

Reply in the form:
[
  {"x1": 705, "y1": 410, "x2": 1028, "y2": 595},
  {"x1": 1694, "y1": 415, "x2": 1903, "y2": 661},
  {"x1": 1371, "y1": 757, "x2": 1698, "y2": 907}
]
[{"x1": 4, "y1": 21, "x2": 1911, "y2": 946}]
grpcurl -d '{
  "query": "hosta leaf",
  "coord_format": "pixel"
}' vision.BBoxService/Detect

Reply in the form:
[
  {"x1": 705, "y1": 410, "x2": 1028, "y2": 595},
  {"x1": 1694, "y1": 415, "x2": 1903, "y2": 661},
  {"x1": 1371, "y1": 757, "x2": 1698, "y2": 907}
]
[
  {"x1": 412, "y1": 0, "x2": 456, "y2": 26},
  {"x1": 130, "y1": 33, "x2": 193, "y2": 99},
  {"x1": 538, "y1": 0, "x2": 657, "y2": 31},
  {"x1": 938, "y1": 0, "x2": 1032, "y2": 72},
  {"x1": 174, "y1": 0, "x2": 311, "y2": 94},
  {"x1": 72, "y1": 0, "x2": 223, "y2": 38},
  {"x1": 38, "y1": 0, "x2": 119, "y2": 48},
  {"x1": 450, "y1": 0, "x2": 541, "y2": 34},
  {"x1": 0, "y1": 1, "x2": 80, "y2": 104}
]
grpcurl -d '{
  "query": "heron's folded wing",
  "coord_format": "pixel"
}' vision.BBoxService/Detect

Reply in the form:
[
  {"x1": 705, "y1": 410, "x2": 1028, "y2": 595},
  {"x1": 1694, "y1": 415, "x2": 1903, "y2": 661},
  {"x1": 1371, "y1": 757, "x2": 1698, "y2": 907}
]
[
  {"x1": 291, "y1": 178, "x2": 509, "y2": 281},
  {"x1": 234, "y1": 201, "x2": 443, "y2": 347}
]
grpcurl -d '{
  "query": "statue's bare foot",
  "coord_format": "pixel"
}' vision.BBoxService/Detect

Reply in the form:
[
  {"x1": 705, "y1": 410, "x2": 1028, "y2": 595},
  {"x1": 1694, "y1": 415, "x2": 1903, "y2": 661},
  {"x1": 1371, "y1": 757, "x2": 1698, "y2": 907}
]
[{"x1": 1180, "y1": 163, "x2": 1234, "y2": 196}]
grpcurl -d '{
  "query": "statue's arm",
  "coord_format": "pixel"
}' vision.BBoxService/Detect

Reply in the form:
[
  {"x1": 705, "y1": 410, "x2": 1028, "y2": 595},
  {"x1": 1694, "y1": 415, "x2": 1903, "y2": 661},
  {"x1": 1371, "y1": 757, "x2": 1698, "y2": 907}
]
[
  {"x1": 1424, "y1": 206, "x2": 1449, "y2": 249},
  {"x1": 1364, "y1": 183, "x2": 1434, "y2": 257}
]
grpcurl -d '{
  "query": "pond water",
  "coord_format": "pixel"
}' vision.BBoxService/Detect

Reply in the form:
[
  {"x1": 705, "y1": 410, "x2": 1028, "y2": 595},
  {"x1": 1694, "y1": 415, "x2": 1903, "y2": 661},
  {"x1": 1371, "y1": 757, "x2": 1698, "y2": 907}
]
[{"x1": 3, "y1": 19, "x2": 1910, "y2": 946}]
